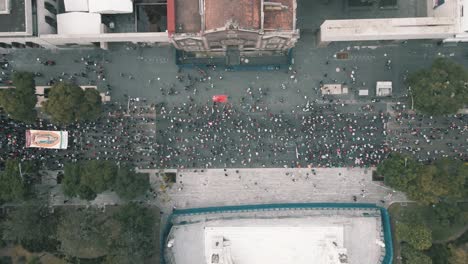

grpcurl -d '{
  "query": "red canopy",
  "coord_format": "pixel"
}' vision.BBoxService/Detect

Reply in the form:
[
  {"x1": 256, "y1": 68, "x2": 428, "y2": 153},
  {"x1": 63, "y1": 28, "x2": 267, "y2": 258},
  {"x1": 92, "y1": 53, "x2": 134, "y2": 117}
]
[{"x1": 212, "y1": 95, "x2": 228, "y2": 103}]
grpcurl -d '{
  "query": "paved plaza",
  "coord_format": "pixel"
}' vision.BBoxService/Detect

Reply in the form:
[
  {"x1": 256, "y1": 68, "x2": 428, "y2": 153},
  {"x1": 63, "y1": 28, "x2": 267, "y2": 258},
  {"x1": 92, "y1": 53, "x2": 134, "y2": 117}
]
[
  {"x1": 0, "y1": 0, "x2": 466, "y2": 212},
  {"x1": 141, "y1": 168, "x2": 407, "y2": 211}
]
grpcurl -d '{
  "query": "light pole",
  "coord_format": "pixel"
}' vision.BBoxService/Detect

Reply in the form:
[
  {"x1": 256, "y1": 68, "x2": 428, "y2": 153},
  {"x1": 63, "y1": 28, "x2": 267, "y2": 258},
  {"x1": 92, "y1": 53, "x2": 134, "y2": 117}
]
[
  {"x1": 18, "y1": 162, "x2": 23, "y2": 181},
  {"x1": 127, "y1": 97, "x2": 131, "y2": 113},
  {"x1": 408, "y1": 86, "x2": 414, "y2": 110}
]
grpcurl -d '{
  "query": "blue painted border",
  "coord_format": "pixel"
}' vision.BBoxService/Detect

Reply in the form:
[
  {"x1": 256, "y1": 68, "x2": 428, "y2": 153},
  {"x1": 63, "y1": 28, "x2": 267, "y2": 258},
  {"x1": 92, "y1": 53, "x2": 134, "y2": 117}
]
[{"x1": 161, "y1": 203, "x2": 393, "y2": 264}]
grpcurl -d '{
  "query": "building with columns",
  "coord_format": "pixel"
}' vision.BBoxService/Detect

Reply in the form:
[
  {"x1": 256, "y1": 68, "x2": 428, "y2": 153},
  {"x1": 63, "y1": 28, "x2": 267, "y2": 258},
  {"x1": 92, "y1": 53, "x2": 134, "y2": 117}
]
[{"x1": 168, "y1": 0, "x2": 300, "y2": 65}]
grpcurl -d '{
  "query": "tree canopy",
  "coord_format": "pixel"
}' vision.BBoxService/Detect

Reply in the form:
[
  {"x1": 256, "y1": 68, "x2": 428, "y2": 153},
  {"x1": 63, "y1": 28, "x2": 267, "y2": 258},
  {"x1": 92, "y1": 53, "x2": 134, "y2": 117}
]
[
  {"x1": 407, "y1": 58, "x2": 468, "y2": 115},
  {"x1": 448, "y1": 244, "x2": 468, "y2": 264},
  {"x1": 2, "y1": 202, "x2": 58, "y2": 252},
  {"x1": 106, "y1": 203, "x2": 156, "y2": 264},
  {"x1": 41, "y1": 82, "x2": 102, "y2": 124},
  {"x1": 55, "y1": 204, "x2": 157, "y2": 263},
  {"x1": 62, "y1": 161, "x2": 149, "y2": 201},
  {"x1": 57, "y1": 209, "x2": 110, "y2": 258},
  {"x1": 80, "y1": 160, "x2": 117, "y2": 194},
  {"x1": 378, "y1": 155, "x2": 467, "y2": 204},
  {"x1": 397, "y1": 221, "x2": 433, "y2": 250},
  {"x1": 401, "y1": 243, "x2": 433, "y2": 264},
  {"x1": 0, "y1": 159, "x2": 28, "y2": 203},
  {"x1": 0, "y1": 72, "x2": 37, "y2": 122},
  {"x1": 114, "y1": 166, "x2": 149, "y2": 200},
  {"x1": 377, "y1": 153, "x2": 421, "y2": 191}
]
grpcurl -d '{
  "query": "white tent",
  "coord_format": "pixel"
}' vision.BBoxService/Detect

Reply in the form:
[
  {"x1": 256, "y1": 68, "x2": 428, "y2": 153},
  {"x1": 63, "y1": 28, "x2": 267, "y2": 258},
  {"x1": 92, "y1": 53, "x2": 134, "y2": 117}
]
[
  {"x1": 376, "y1": 81, "x2": 392, "y2": 97},
  {"x1": 64, "y1": 0, "x2": 89, "y2": 12},
  {"x1": 57, "y1": 12, "x2": 102, "y2": 35},
  {"x1": 88, "y1": 0, "x2": 133, "y2": 14}
]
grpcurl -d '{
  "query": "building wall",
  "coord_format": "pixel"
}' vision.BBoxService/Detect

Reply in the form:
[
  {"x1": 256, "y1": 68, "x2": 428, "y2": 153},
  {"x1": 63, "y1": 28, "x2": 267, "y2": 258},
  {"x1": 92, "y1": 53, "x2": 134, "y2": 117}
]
[
  {"x1": 172, "y1": 29, "x2": 299, "y2": 55},
  {"x1": 37, "y1": 0, "x2": 58, "y2": 35},
  {"x1": 427, "y1": 0, "x2": 459, "y2": 17}
]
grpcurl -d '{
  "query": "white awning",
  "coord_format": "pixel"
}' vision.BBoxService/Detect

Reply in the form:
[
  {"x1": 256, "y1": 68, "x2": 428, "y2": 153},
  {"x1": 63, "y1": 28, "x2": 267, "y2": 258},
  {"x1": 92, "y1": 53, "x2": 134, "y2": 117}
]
[
  {"x1": 88, "y1": 0, "x2": 133, "y2": 14},
  {"x1": 64, "y1": 0, "x2": 89, "y2": 12},
  {"x1": 57, "y1": 12, "x2": 102, "y2": 35}
]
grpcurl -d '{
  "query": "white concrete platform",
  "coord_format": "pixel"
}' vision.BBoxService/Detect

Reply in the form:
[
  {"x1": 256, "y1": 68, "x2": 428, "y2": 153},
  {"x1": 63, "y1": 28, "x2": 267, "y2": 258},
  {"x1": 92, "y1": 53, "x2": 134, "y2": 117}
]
[{"x1": 167, "y1": 211, "x2": 383, "y2": 264}]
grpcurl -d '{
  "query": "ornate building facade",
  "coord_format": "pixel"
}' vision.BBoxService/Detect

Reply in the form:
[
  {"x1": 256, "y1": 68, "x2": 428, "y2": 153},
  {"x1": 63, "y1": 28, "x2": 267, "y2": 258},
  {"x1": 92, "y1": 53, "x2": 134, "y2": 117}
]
[{"x1": 168, "y1": 0, "x2": 299, "y2": 62}]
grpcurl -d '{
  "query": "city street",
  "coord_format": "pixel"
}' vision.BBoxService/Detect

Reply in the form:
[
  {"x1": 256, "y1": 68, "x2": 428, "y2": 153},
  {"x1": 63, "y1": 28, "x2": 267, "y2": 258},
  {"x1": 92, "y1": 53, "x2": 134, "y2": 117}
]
[{"x1": 0, "y1": 0, "x2": 466, "y2": 211}]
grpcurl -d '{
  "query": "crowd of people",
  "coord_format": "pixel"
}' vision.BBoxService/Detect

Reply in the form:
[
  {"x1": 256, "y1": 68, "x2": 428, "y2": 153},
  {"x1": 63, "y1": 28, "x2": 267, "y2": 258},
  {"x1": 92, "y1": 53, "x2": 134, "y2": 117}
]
[
  {"x1": 156, "y1": 101, "x2": 390, "y2": 169},
  {"x1": 0, "y1": 103, "x2": 157, "y2": 170},
  {"x1": 1, "y1": 50, "x2": 467, "y2": 172},
  {"x1": 388, "y1": 110, "x2": 468, "y2": 162}
]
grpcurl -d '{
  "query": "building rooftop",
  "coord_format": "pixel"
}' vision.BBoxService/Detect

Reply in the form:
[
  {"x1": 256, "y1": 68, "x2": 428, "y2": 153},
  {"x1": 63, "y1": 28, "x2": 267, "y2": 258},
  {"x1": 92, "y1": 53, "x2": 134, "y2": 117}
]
[
  {"x1": 166, "y1": 207, "x2": 386, "y2": 264},
  {"x1": 204, "y1": 0, "x2": 261, "y2": 31},
  {"x1": 175, "y1": 0, "x2": 201, "y2": 33},
  {"x1": 0, "y1": 0, "x2": 26, "y2": 34},
  {"x1": 0, "y1": 0, "x2": 9, "y2": 14},
  {"x1": 263, "y1": 0, "x2": 295, "y2": 30}
]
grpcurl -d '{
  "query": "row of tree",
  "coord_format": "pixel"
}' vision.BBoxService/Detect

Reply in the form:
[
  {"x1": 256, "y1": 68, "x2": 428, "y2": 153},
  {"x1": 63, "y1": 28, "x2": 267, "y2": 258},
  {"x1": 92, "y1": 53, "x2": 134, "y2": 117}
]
[
  {"x1": 376, "y1": 154, "x2": 467, "y2": 204},
  {"x1": 0, "y1": 72, "x2": 102, "y2": 124},
  {"x1": 0, "y1": 159, "x2": 38, "y2": 203},
  {"x1": 395, "y1": 206, "x2": 467, "y2": 264},
  {"x1": 1, "y1": 202, "x2": 157, "y2": 264},
  {"x1": 407, "y1": 58, "x2": 468, "y2": 116},
  {"x1": 62, "y1": 160, "x2": 150, "y2": 200},
  {"x1": 378, "y1": 154, "x2": 468, "y2": 264}
]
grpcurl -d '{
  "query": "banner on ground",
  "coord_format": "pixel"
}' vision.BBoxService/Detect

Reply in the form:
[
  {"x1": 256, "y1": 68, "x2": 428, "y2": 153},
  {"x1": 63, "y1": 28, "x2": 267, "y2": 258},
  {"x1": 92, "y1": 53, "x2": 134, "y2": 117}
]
[
  {"x1": 26, "y1": 130, "x2": 68, "y2": 149},
  {"x1": 212, "y1": 95, "x2": 228, "y2": 103}
]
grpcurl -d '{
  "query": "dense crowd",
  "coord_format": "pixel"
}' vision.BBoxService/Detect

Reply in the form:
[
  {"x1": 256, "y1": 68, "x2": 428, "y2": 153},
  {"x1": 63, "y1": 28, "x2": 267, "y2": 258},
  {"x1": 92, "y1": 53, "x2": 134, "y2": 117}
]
[
  {"x1": 388, "y1": 111, "x2": 468, "y2": 162},
  {"x1": 0, "y1": 103, "x2": 157, "y2": 170},
  {"x1": 156, "y1": 101, "x2": 390, "y2": 168}
]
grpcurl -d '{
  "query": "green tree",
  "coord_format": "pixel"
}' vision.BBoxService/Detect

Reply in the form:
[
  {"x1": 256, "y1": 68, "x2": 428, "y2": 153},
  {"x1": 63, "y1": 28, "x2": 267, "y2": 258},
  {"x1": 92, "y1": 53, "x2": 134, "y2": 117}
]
[
  {"x1": 0, "y1": 72, "x2": 37, "y2": 122},
  {"x1": 380, "y1": 155, "x2": 467, "y2": 204},
  {"x1": 2, "y1": 202, "x2": 58, "y2": 252},
  {"x1": 27, "y1": 256, "x2": 41, "y2": 264},
  {"x1": 62, "y1": 162, "x2": 81, "y2": 197},
  {"x1": 114, "y1": 166, "x2": 149, "y2": 200},
  {"x1": 448, "y1": 244, "x2": 468, "y2": 264},
  {"x1": 57, "y1": 209, "x2": 110, "y2": 258},
  {"x1": 377, "y1": 153, "x2": 421, "y2": 191},
  {"x1": 407, "y1": 58, "x2": 468, "y2": 115},
  {"x1": 401, "y1": 244, "x2": 432, "y2": 264},
  {"x1": 80, "y1": 160, "x2": 117, "y2": 194},
  {"x1": 397, "y1": 222, "x2": 432, "y2": 250},
  {"x1": 433, "y1": 202, "x2": 466, "y2": 227},
  {"x1": 77, "y1": 184, "x2": 97, "y2": 201},
  {"x1": 427, "y1": 244, "x2": 451, "y2": 264},
  {"x1": 106, "y1": 203, "x2": 155, "y2": 263},
  {"x1": 42, "y1": 83, "x2": 102, "y2": 124},
  {"x1": 0, "y1": 159, "x2": 27, "y2": 202}
]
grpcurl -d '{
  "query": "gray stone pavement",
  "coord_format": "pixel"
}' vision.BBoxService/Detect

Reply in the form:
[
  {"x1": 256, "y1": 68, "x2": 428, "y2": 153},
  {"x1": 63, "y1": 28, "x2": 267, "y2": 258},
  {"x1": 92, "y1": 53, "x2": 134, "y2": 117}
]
[{"x1": 139, "y1": 168, "x2": 407, "y2": 213}]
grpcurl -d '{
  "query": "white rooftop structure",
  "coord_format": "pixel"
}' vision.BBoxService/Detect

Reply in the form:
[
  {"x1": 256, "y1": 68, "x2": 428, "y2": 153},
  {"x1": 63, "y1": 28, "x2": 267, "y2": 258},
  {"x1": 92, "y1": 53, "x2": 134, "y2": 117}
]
[
  {"x1": 318, "y1": 0, "x2": 468, "y2": 44},
  {"x1": 167, "y1": 208, "x2": 385, "y2": 264},
  {"x1": 204, "y1": 226, "x2": 346, "y2": 264},
  {"x1": 376, "y1": 81, "x2": 393, "y2": 97},
  {"x1": 63, "y1": 0, "x2": 89, "y2": 12},
  {"x1": 321, "y1": 84, "x2": 348, "y2": 95},
  {"x1": 57, "y1": 12, "x2": 102, "y2": 35},
  {"x1": 0, "y1": 0, "x2": 10, "y2": 14},
  {"x1": 88, "y1": 0, "x2": 133, "y2": 14},
  {"x1": 359, "y1": 89, "x2": 369, "y2": 96}
]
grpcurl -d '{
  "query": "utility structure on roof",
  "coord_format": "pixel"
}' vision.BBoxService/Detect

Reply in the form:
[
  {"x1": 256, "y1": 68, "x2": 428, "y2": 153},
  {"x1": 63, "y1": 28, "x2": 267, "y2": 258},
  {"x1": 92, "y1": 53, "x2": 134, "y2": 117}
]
[{"x1": 168, "y1": 0, "x2": 299, "y2": 65}]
